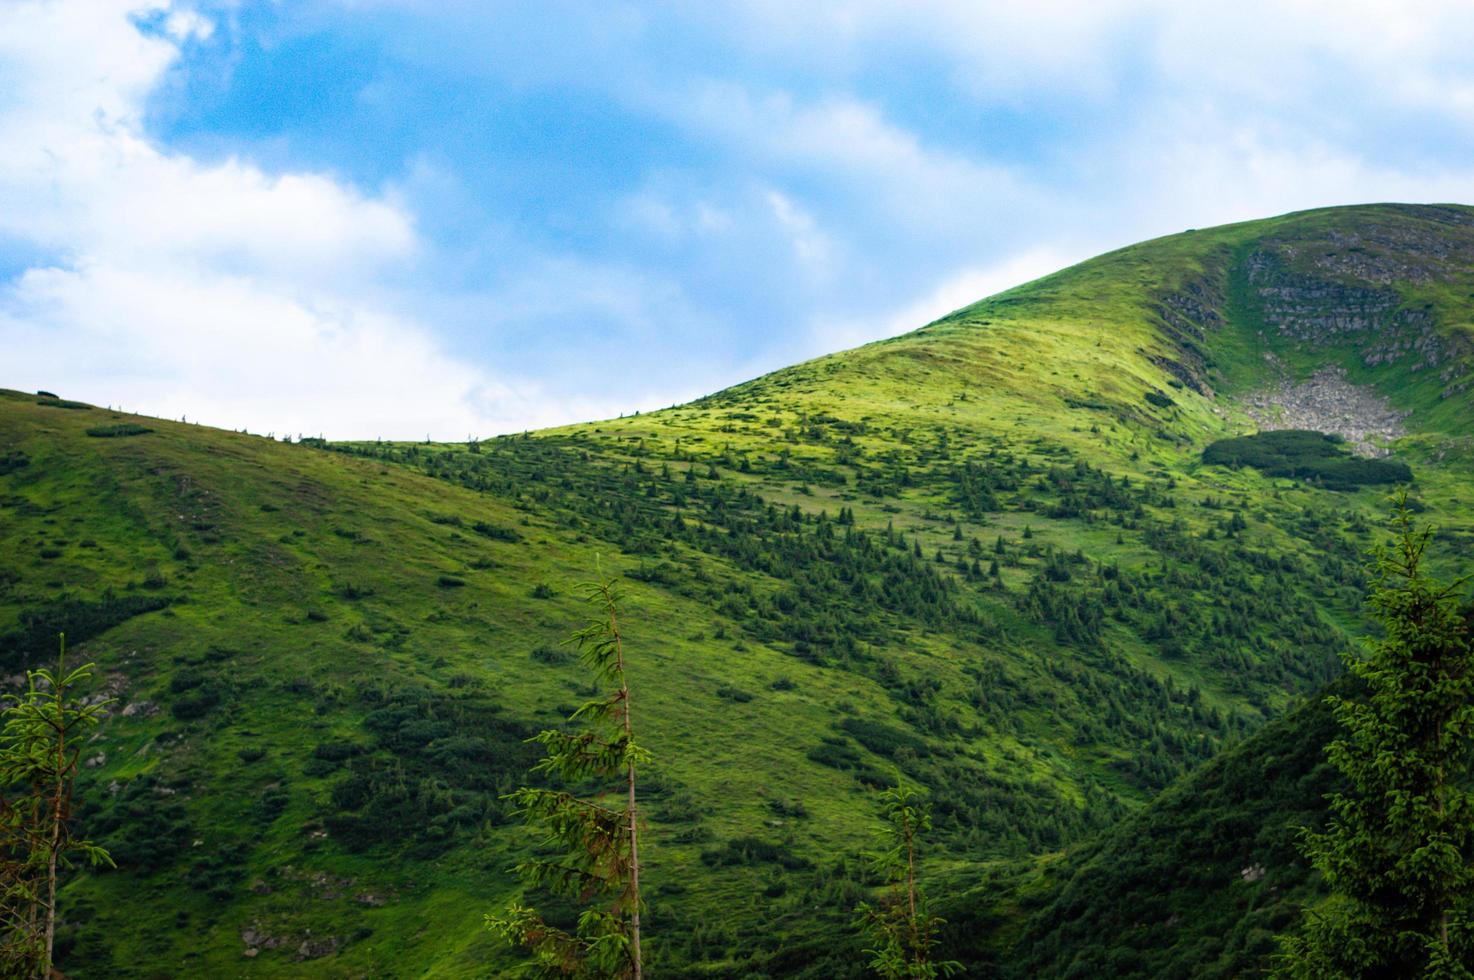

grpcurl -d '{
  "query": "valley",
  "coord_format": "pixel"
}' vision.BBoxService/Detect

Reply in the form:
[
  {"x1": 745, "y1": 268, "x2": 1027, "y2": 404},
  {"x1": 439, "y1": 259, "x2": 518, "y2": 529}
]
[{"x1": 2, "y1": 203, "x2": 1472, "y2": 977}]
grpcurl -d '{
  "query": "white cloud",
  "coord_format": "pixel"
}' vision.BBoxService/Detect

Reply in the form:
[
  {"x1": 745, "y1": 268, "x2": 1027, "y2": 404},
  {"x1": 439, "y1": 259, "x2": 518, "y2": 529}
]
[
  {"x1": 718, "y1": 0, "x2": 1474, "y2": 111},
  {"x1": 0, "y1": 0, "x2": 532, "y2": 439},
  {"x1": 1095, "y1": 107, "x2": 1474, "y2": 243},
  {"x1": 765, "y1": 190, "x2": 833, "y2": 272},
  {"x1": 663, "y1": 83, "x2": 1039, "y2": 237},
  {"x1": 704, "y1": 1, "x2": 1140, "y2": 100}
]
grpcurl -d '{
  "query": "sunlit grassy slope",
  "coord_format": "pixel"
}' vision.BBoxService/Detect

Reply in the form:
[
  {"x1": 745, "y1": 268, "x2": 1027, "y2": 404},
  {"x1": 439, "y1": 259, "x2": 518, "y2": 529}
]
[{"x1": 2, "y1": 203, "x2": 1472, "y2": 977}]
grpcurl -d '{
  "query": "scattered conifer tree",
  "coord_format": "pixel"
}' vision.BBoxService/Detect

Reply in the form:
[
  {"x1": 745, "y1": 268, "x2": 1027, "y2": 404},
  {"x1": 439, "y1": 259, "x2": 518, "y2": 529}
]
[
  {"x1": 0, "y1": 635, "x2": 114, "y2": 977},
  {"x1": 856, "y1": 783, "x2": 961, "y2": 979},
  {"x1": 1275, "y1": 498, "x2": 1474, "y2": 976},
  {"x1": 488, "y1": 577, "x2": 649, "y2": 979}
]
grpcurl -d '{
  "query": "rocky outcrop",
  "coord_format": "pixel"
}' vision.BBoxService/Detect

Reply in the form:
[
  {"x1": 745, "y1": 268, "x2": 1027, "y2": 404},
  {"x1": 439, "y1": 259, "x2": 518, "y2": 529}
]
[
  {"x1": 1248, "y1": 249, "x2": 1405, "y2": 342},
  {"x1": 1243, "y1": 246, "x2": 1466, "y2": 393},
  {"x1": 1152, "y1": 276, "x2": 1226, "y2": 395}
]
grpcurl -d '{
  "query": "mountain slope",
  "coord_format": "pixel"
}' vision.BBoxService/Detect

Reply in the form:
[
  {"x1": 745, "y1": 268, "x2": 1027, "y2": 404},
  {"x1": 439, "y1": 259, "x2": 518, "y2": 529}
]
[
  {"x1": 1, "y1": 203, "x2": 1472, "y2": 976},
  {"x1": 922, "y1": 678, "x2": 1348, "y2": 979}
]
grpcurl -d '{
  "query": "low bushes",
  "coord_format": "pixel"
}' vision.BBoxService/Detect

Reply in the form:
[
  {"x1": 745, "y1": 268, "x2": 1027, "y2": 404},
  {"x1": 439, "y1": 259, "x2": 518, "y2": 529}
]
[
  {"x1": 1203, "y1": 429, "x2": 1411, "y2": 490},
  {"x1": 85, "y1": 423, "x2": 152, "y2": 438}
]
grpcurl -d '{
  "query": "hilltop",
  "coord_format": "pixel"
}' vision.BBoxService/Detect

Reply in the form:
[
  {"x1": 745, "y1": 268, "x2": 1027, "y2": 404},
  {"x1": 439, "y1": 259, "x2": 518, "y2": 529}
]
[{"x1": 1, "y1": 203, "x2": 1472, "y2": 976}]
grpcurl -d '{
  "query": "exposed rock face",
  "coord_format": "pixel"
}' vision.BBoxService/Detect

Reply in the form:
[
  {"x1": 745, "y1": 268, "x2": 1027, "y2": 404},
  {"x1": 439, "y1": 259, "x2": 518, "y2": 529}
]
[
  {"x1": 1246, "y1": 248, "x2": 1438, "y2": 355},
  {"x1": 1146, "y1": 208, "x2": 1474, "y2": 411},
  {"x1": 1245, "y1": 366, "x2": 1408, "y2": 456},
  {"x1": 1239, "y1": 215, "x2": 1474, "y2": 401},
  {"x1": 1153, "y1": 277, "x2": 1225, "y2": 395}
]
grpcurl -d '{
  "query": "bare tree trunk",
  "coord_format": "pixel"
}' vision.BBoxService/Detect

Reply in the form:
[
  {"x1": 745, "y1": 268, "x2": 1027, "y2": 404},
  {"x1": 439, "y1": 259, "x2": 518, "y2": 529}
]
[
  {"x1": 44, "y1": 726, "x2": 65, "y2": 977},
  {"x1": 626, "y1": 737, "x2": 641, "y2": 980},
  {"x1": 906, "y1": 821, "x2": 921, "y2": 963}
]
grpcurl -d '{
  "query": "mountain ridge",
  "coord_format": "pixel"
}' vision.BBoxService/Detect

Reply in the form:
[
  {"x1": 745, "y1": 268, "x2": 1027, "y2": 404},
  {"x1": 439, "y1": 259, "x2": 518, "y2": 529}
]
[{"x1": 1, "y1": 202, "x2": 1472, "y2": 976}]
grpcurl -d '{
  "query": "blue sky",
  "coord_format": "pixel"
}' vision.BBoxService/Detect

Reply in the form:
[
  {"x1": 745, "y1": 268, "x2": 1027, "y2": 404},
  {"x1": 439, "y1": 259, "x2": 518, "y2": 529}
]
[{"x1": 6, "y1": 1, "x2": 1474, "y2": 438}]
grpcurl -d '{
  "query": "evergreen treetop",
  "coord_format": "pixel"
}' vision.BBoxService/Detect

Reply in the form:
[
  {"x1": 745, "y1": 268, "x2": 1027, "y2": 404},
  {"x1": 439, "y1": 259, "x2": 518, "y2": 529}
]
[{"x1": 1277, "y1": 497, "x2": 1474, "y2": 977}]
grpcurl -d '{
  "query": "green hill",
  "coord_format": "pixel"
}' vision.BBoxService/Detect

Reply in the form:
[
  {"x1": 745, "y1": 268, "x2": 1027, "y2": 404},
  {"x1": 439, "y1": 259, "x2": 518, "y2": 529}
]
[
  {"x1": 2, "y1": 203, "x2": 1473, "y2": 976},
  {"x1": 963, "y1": 679, "x2": 1348, "y2": 979}
]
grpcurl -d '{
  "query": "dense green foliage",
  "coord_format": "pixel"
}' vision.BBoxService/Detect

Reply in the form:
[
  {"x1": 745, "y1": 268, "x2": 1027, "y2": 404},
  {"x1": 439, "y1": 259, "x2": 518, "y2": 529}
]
[
  {"x1": 0, "y1": 204, "x2": 1471, "y2": 975},
  {"x1": 1276, "y1": 509, "x2": 1474, "y2": 977},
  {"x1": 0, "y1": 640, "x2": 115, "y2": 976},
  {"x1": 0, "y1": 595, "x2": 170, "y2": 671},
  {"x1": 1202, "y1": 430, "x2": 1412, "y2": 490}
]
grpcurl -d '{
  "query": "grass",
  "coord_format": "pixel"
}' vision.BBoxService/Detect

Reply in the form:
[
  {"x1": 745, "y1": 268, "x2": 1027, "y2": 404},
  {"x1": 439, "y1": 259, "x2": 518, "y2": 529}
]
[{"x1": 0, "y1": 203, "x2": 1471, "y2": 976}]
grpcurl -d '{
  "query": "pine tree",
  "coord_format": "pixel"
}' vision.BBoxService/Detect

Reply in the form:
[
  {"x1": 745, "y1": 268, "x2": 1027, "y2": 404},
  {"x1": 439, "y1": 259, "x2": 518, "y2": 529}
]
[
  {"x1": 1275, "y1": 499, "x2": 1474, "y2": 977},
  {"x1": 0, "y1": 634, "x2": 115, "y2": 977},
  {"x1": 856, "y1": 784, "x2": 961, "y2": 979},
  {"x1": 487, "y1": 577, "x2": 650, "y2": 978}
]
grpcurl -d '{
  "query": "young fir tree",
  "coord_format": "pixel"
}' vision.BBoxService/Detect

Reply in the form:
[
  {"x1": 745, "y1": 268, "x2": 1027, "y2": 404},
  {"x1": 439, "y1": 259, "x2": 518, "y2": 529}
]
[
  {"x1": 0, "y1": 635, "x2": 115, "y2": 977},
  {"x1": 856, "y1": 783, "x2": 961, "y2": 979},
  {"x1": 487, "y1": 578, "x2": 649, "y2": 979},
  {"x1": 1275, "y1": 500, "x2": 1474, "y2": 977}
]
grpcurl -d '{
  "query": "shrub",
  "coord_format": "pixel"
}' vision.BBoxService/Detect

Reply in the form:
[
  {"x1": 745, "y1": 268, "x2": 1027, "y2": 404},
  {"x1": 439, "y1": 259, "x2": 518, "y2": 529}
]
[
  {"x1": 1144, "y1": 390, "x2": 1176, "y2": 409},
  {"x1": 170, "y1": 668, "x2": 210, "y2": 693},
  {"x1": 0, "y1": 451, "x2": 28, "y2": 476},
  {"x1": 171, "y1": 688, "x2": 221, "y2": 720},
  {"x1": 767, "y1": 798, "x2": 808, "y2": 819},
  {"x1": 312, "y1": 740, "x2": 362, "y2": 762},
  {"x1": 807, "y1": 738, "x2": 864, "y2": 771},
  {"x1": 471, "y1": 521, "x2": 521, "y2": 542},
  {"x1": 255, "y1": 786, "x2": 289, "y2": 823},
  {"x1": 436, "y1": 575, "x2": 466, "y2": 588},
  {"x1": 839, "y1": 717, "x2": 928, "y2": 758},
  {"x1": 85, "y1": 423, "x2": 152, "y2": 438},
  {"x1": 700, "y1": 836, "x2": 812, "y2": 870},
  {"x1": 530, "y1": 644, "x2": 571, "y2": 665}
]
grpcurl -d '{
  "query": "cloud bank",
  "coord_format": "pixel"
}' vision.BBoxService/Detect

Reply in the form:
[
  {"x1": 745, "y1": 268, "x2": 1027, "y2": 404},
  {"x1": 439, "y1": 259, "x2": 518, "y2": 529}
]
[
  {"x1": 5, "y1": 1, "x2": 1474, "y2": 436},
  {"x1": 0, "y1": 0, "x2": 562, "y2": 439}
]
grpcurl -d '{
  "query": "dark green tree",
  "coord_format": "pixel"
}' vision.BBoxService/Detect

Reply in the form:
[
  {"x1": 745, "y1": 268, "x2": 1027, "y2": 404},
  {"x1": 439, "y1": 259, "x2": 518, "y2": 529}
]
[
  {"x1": 856, "y1": 783, "x2": 961, "y2": 979},
  {"x1": 487, "y1": 577, "x2": 649, "y2": 979},
  {"x1": 0, "y1": 635, "x2": 114, "y2": 978},
  {"x1": 1276, "y1": 500, "x2": 1474, "y2": 977}
]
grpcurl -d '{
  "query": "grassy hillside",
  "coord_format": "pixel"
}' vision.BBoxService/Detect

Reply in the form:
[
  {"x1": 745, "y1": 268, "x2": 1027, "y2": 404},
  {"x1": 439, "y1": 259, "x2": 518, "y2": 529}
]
[
  {"x1": 2, "y1": 203, "x2": 1473, "y2": 976},
  {"x1": 941, "y1": 678, "x2": 1348, "y2": 979}
]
